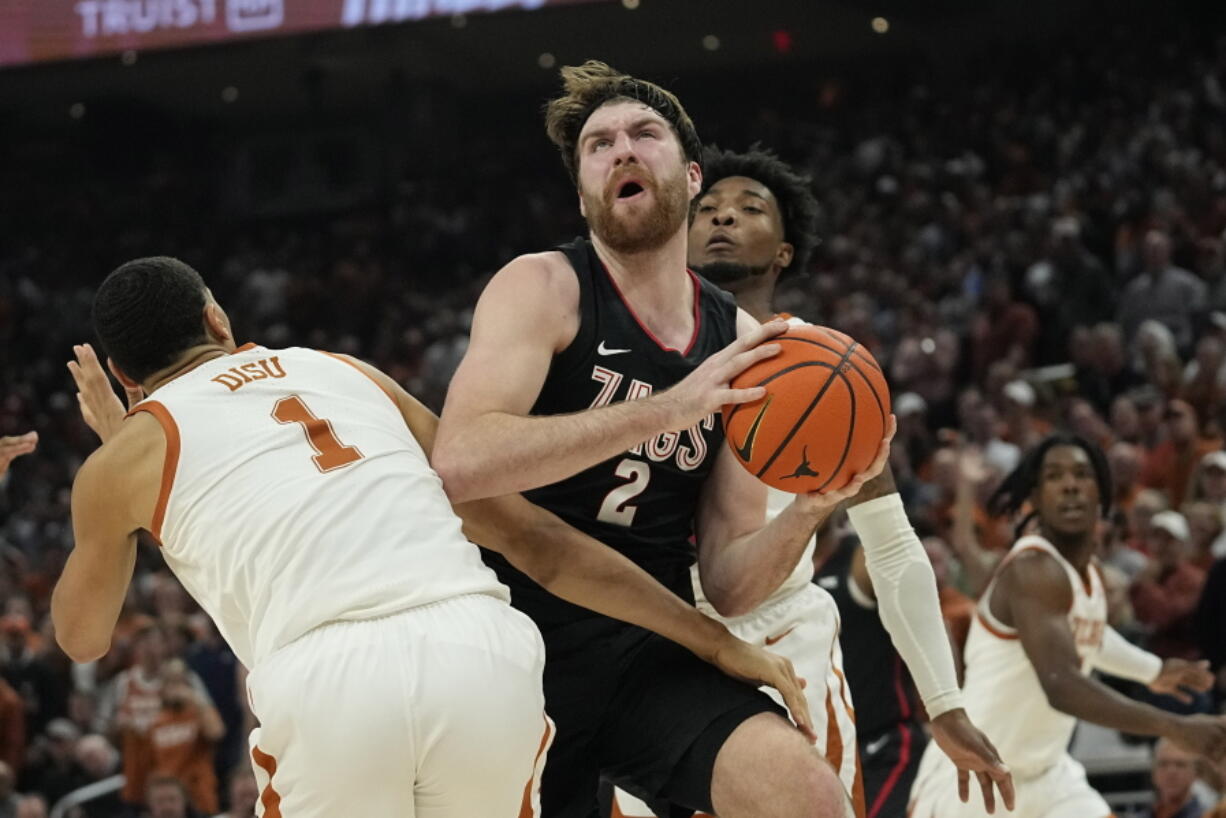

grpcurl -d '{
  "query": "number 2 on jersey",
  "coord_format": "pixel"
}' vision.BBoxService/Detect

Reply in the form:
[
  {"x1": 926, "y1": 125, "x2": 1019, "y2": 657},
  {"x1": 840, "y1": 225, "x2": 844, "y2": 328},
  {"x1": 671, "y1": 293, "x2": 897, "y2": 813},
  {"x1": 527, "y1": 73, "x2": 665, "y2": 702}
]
[
  {"x1": 272, "y1": 395, "x2": 363, "y2": 472},
  {"x1": 597, "y1": 458, "x2": 651, "y2": 526}
]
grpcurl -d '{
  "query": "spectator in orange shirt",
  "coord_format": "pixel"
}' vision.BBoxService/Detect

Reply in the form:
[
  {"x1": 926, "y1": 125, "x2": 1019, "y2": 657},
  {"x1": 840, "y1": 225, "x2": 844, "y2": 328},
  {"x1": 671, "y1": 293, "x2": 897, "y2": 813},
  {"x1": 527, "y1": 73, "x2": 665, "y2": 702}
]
[
  {"x1": 1132, "y1": 511, "x2": 1209, "y2": 662},
  {"x1": 148, "y1": 661, "x2": 223, "y2": 816},
  {"x1": 1141, "y1": 399, "x2": 1222, "y2": 508}
]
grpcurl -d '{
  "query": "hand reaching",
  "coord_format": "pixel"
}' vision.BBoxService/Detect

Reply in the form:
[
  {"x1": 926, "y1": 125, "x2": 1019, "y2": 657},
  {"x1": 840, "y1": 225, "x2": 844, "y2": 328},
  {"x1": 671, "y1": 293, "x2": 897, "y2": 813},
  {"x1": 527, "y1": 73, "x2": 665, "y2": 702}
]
[
  {"x1": 930, "y1": 708, "x2": 1016, "y2": 814},
  {"x1": 710, "y1": 633, "x2": 816, "y2": 745},
  {"x1": 1150, "y1": 658, "x2": 1215, "y2": 704},
  {"x1": 795, "y1": 415, "x2": 896, "y2": 513},
  {"x1": 0, "y1": 432, "x2": 37, "y2": 478},
  {"x1": 67, "y1": 343, "x2": 144, "y2": 443}
]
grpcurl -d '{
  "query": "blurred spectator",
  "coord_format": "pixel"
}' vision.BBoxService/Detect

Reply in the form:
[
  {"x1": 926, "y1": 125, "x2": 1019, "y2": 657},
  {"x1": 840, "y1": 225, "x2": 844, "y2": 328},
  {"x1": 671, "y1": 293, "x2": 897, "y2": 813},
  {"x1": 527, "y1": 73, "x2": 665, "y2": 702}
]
[
  {"x1": 1194, "y1": 556, "x2": 1226, "y2": 707},
  {"x1": 96, "y1": 625, "x2": 211, "y2": 812},
  {"x1": 1119, "y1": 230, "x2": 1208, "y2": 355},
  {"x1": 0, "y1": 616, "x2": 55, "y2": 739},
  {"x1": 1140, "y1": 400, "x2": 1222, "y2": 508},
  {"x1": 1109, "y1": 441, "x2": 1145, "y2": 515},
  {"x1": 1024, "y1": 217, "x2": 1116, "y2": 365},
  {"x1": 999, "y1": 379, "x2": 1047, "y2": 452},
  {"x1": 0, "y1": 761, "x2": 18, "y2": 818},
  {"x1": 14, "y1": 795, "x2": 46, "y2": 818},
  {"x1": 1078, "y1": 324, "x2": 1145, "y2": 416},
  {"x1": 0, "y1": 674, "x2": 23, "y2": 775},
  {"x1": 1183, "y1": 336, "x2": 1226, "y2": 436},
  {"x1": 147, "y1": 661, "x2": 221, "y2": 815},
  {"x1": 1132, "y1": 511, "x2": 1208, "y2": 661},
  {"x1": 1113, "y1": 394, "x2": 1145, "y2": 446},
  {"x1": 58, "y1": 735, "x2": 124, "y2": 818},
  {"x1": 143, "y1": 776, "x2": 195, "y2": 818},
  {"x1": 1182, "y1": 501, "x2": 1225, "y2": 571},
  {"x1": 181, "y1": 619, "x2": 240, "y2": 782},
  {"x1": 22, "y1": 720, "x2": 78, "y2": 806},
  {"x1": 1143, "y1": 738, "x2": 1206, "y2": 818},
  {"x1": 1134, "y1": 321, "x2": 1186, "y2": 399},
  {"x1": 210, "y1": 767, "x2": 256, "y2": 818},
  {"x1": 970, "y1": 272, "x2": 1038, "y2": 383}
]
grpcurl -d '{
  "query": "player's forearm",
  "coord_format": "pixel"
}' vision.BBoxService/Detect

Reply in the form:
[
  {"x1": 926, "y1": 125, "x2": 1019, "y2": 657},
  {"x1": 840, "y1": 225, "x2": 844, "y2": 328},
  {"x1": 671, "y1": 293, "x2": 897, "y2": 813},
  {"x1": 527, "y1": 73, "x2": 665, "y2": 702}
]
[
  {"x1": 434, "y1": 399, "x2": 682, "y2": 503},
  {"x1": 1045, "y1": 672, "x2": 1180, "y2": 738},
  {"x1": 849, "y1": 494, "x2": 964, "y2": 718},
  {"x1": 699, "y1": 500, "x2": 829, "y2": 617},
  {"x1": 461, "y1": 495, "x2": 736, "y2": 663},
  {"x1": 52, "y1": 536, "x2": 137, "y2": 663}
]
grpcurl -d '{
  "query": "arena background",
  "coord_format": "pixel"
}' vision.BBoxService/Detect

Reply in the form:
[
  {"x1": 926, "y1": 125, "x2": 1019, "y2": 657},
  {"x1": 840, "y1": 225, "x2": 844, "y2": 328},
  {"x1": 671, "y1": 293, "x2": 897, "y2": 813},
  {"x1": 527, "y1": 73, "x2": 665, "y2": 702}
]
[{"x1": 2, "y1": 0, "x2": 1225, "y2": 816}]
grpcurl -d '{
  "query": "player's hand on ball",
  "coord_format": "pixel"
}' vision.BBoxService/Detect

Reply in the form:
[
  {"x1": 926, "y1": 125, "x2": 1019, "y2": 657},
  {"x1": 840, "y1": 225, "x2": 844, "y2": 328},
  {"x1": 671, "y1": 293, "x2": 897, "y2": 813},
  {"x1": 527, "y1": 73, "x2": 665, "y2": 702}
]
[
  {"x1": 711, "y1": 635, "x2": 817, "y2": 744},
  {"x1": 930, "y1": 708, "x2": 1015, "y2": 814},
  {"x1": 67, "y1": 343, "x2": 144, "y2": 443},
  {"x1": 795, "y1": 415, "x2": 896, "y2": 512},
  {"x1": 661, "y1": 319, "x2": 787, "y2": 429}
]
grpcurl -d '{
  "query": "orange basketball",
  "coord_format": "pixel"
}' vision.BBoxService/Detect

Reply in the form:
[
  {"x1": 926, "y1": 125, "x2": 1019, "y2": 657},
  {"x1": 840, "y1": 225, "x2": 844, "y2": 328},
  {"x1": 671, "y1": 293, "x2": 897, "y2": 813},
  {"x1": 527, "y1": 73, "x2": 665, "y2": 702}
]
[{"x1": 722, "y1": 323, "x2": 890, "y2": 494}]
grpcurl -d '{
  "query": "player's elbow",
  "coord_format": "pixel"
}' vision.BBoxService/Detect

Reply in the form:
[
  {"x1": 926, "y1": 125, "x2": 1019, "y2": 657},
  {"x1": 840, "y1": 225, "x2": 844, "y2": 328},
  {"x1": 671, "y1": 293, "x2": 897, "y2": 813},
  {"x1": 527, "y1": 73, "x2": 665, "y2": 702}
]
[
  {"x1": 55, "y1": 628, "x2": 109, "y2": 664},
  {"x1": 705, "y1": 586, "x2": 757, "y2": 618},
  {"x1": 1038, "y1": 672, "x2": 1080, "y2": 715},
  {"x1": 432, "y1": 447, "x2": 485, "y2": 505}
]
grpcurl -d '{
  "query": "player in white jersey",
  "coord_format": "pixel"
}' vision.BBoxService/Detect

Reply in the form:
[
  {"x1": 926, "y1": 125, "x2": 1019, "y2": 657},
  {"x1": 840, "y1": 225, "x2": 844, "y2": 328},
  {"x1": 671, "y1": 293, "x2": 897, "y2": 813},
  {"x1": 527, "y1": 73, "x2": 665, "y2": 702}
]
[
  {"x1": 910, "y1": 434, "x2": 1226, "y2": 818},
  {"x1": 53, "y1": 256, "x2": 817, "y2": 818},
  {"x1": 611, "y1": 145, "x2": 1014, "y2": 818}
]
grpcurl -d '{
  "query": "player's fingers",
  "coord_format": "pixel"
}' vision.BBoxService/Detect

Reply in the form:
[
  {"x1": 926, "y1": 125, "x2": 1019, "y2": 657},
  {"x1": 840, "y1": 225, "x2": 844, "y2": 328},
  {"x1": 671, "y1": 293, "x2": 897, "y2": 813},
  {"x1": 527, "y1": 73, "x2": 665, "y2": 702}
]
[
  {"x1": 66, "y1": 360, "x2": 86, "y2": 389},
  {"x1": 1171, "y1": 688, "x2": 1194, "y2": 705},
  {"x1": 722, "y1": 344, "x2": 781, "y2": 382},
  {"x1": 957, "y1": 769, "x2": 969, "y2": 804},
  {"x1": 723, "y1": 386, "x2": 768, "y2": 407},
  {"x1": 733, "y1": 318, "x2": 787, "y2": 353},
  {"x1": 996, "y1": 766, "x2": 1016, "y2": 811},
  {"x1": 977, "y1": 771, "x2": 996, "y2": 814}
]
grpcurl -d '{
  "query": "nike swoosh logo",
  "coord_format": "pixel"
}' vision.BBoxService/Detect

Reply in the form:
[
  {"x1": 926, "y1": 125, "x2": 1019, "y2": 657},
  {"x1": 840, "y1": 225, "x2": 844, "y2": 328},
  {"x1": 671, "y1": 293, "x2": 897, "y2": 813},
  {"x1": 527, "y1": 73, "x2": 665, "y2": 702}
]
[
  {"x1": 764, "y1": 625, "x2": 796, "y2": 646},
  {"x1": 864, "y1": 734, "x2": 890, "y2": 757},
  {"x1": 735, "y1": 396, "x2": 773, "y2": 462},
  {"x1": 597, "y1": 341, "x2": 632, "y2": 356}
]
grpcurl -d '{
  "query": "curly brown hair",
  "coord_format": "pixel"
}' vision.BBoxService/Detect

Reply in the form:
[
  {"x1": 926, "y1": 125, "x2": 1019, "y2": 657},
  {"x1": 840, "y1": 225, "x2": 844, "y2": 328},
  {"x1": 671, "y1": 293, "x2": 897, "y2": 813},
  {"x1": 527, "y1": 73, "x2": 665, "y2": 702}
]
[{"x1": 544, "y1": 60, "x2": 702, "y2": 184}]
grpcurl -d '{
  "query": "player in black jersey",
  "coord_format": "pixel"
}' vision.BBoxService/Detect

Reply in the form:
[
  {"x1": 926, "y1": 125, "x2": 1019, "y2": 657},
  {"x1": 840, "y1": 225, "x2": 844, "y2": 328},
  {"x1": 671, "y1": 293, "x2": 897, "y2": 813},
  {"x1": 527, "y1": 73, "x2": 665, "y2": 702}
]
[
  {"x1": 814, "y1": 526, "x2": 928, "y2": 818},
  {"x1": 434, "y1": 63, "x2": 1004, "y2": 818}
]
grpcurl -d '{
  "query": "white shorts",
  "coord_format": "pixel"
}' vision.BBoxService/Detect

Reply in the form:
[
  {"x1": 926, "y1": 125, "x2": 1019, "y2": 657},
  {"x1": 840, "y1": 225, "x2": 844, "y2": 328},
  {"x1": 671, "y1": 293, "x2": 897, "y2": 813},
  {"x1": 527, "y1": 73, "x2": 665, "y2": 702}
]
[
  {"x1": 613, "y1": 583, "x2": 858, "y2": 817},
  {"x1": 245, "y1": 593, "x2": 552, "y2": 818},
  {"x1": 909, "y1": 742, "x2": 1112, "y2": 818}
]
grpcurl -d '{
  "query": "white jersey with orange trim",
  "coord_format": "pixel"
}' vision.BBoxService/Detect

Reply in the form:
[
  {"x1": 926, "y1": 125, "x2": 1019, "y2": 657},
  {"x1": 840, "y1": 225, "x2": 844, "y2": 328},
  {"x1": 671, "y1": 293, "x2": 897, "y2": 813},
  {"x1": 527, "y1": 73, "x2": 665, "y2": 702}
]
[
  {"x1": 957, "y1": 535, "x2": 1107, "y2": 776},
  {"x1": 129, "y1": 344, "x2": 509, "y2": 671}
]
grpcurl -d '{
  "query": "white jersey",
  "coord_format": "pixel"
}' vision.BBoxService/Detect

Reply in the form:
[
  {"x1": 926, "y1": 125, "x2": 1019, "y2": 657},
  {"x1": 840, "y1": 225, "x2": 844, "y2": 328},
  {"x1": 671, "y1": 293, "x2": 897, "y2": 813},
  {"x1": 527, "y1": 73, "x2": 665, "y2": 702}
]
[
  {"x1": 129, "y1": 344, "x2": 508, "y2": 670},
  {"x1": 960, "y1": 535, "x2": 1107, "y2": 776}
]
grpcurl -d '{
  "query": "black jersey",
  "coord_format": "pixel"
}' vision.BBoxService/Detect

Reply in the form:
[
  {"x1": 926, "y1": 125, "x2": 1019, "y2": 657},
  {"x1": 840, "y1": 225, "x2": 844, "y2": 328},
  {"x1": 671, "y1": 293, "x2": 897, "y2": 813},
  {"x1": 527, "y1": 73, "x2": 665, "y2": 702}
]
[
  {"x1": 814, "y1": 534, "x2": 921, "y2": 739},
  {"x1": 484, "y1": 237, "x2": 739, "y2": 634}
]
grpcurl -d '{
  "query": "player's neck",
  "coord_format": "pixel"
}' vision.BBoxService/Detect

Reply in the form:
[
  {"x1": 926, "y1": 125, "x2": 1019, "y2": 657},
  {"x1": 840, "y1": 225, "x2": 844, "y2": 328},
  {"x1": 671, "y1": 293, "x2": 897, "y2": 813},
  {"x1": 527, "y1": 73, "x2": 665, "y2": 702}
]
[
  {"x1": 730, "y1": 283, "x2": 777, "y2": 324},
  {"x1": 142, "y1": 344, "x2": 232, "y2": 395},
  {"x1": 591, "y1": 227, "x2": 692, "y2": 307},
  {"x1": 1037, "y1": 524, "x2": 1095, "y2": 569}
]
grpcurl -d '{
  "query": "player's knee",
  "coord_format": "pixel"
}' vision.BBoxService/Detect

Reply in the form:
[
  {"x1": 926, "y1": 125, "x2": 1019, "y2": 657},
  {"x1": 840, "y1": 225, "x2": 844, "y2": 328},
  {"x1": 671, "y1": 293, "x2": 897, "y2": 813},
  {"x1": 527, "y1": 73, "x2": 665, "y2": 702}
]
[{"x1": 779, "y1": 753, "x2": 848, "y2": 818}]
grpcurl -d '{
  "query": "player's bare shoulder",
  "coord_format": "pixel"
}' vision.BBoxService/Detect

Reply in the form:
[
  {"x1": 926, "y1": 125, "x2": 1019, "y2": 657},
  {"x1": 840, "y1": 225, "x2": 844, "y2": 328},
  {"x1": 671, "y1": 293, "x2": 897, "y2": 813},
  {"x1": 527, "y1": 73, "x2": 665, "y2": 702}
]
[
  {"x1": 479, "y1": 250, "x2": 580, "y2": 353},
  {"x1": 75, "y1": 409, "x2": 166, "y2": 529},
  {"x1": 997, "y1": 546, "x2": 1075, "y2": 614}
]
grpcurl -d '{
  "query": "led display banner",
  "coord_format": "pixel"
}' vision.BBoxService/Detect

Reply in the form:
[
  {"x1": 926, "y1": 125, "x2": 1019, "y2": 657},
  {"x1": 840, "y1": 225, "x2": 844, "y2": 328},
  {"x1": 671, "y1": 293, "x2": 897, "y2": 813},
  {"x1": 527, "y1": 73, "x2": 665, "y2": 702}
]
[{"x1": 0, "y1": 0, "x2": 603, "y2": 69}]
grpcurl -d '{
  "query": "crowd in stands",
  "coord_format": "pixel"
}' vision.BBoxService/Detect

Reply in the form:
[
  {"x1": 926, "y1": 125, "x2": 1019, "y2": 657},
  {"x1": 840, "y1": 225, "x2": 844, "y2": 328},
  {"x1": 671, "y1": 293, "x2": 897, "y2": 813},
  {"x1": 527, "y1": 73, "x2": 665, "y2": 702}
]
[{"x1": 0, "y1": 16, "x2": 1224, "y2": 818}]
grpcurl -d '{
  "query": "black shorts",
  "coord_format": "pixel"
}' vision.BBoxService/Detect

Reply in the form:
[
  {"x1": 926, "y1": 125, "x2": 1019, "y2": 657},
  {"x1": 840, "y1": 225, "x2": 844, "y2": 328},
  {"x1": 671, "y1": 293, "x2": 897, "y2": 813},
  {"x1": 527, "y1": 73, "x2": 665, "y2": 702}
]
[
  {"x1": 540, "y1": 622, "x2": 785, "y2": 818},
  {"x1": 859, "y1": 722, "x2": 927, "y2": 818}
]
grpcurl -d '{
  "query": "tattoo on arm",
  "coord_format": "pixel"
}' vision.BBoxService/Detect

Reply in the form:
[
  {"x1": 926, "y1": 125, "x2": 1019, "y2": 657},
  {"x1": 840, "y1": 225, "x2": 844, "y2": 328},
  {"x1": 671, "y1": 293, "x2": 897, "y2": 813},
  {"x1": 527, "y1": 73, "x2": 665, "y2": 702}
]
[{"x1": 848, "y1": 463, "x2": 898, "y2": 507}]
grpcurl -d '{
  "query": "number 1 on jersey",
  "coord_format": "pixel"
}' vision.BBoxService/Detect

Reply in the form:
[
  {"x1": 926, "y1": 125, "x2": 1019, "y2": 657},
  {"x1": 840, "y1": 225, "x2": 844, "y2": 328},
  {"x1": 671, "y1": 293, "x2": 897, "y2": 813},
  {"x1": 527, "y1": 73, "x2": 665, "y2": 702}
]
[{"x1": 272, "y1": 395, "x2": 363, "y2": 472}]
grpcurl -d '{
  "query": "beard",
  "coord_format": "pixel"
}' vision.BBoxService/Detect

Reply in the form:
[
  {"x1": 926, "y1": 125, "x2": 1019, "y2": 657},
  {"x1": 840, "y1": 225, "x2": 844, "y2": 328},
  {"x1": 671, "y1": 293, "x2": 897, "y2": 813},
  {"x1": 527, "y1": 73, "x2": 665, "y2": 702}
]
[
  {"x1": 691, "y1": 259, "x2": 771, "y2": 287},
  {"x1": 583, "y1": 164, "x2": 690, "y2": 254}
]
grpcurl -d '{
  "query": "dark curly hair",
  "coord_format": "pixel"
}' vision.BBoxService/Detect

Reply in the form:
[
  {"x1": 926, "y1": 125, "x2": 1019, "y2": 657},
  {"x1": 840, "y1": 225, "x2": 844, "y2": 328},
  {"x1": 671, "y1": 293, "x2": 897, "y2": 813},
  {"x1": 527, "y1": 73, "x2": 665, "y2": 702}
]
[
  {"x1": 696, "y1": 144, "x2": 820, "y2": 276},
  {"x1": 93, "y1": 256, "x2": 209, "y2": 383},
  {"x1": 544, "y1": 60, "x2": 702, "y2": 185}
]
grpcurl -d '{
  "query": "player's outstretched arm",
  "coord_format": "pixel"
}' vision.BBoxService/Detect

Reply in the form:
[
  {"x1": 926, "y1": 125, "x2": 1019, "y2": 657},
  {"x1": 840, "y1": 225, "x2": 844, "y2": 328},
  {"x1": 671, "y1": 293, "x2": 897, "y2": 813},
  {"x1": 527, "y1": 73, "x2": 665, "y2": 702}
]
[
  {"x1": 51, "y1": 415, "x2": 161, "y2": 662},
  {"x1": 432, "y1": 255, "x2": 786, "y2": 503},
  {"x1": 345, "y1": 354, "x2": 817, "y2": 742},
  {"x1": 1006, "y1": 552, "x2": 1226, "y2": 760}
]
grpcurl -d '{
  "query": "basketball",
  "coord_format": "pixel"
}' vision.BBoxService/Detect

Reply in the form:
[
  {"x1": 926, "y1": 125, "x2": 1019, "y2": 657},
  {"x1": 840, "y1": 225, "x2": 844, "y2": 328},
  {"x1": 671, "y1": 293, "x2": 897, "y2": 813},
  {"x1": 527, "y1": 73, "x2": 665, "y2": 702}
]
[{"x1": 722, "y1": 323, "x2": 891, "y2": 494}]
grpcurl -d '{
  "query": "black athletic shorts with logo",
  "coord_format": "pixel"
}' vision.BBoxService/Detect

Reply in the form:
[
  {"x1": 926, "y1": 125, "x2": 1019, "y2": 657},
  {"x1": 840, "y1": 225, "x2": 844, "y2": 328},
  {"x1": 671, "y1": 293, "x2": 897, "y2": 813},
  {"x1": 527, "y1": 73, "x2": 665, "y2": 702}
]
[{"x1": 539, "y1": 619, "x2": 785, "y2": 818}]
